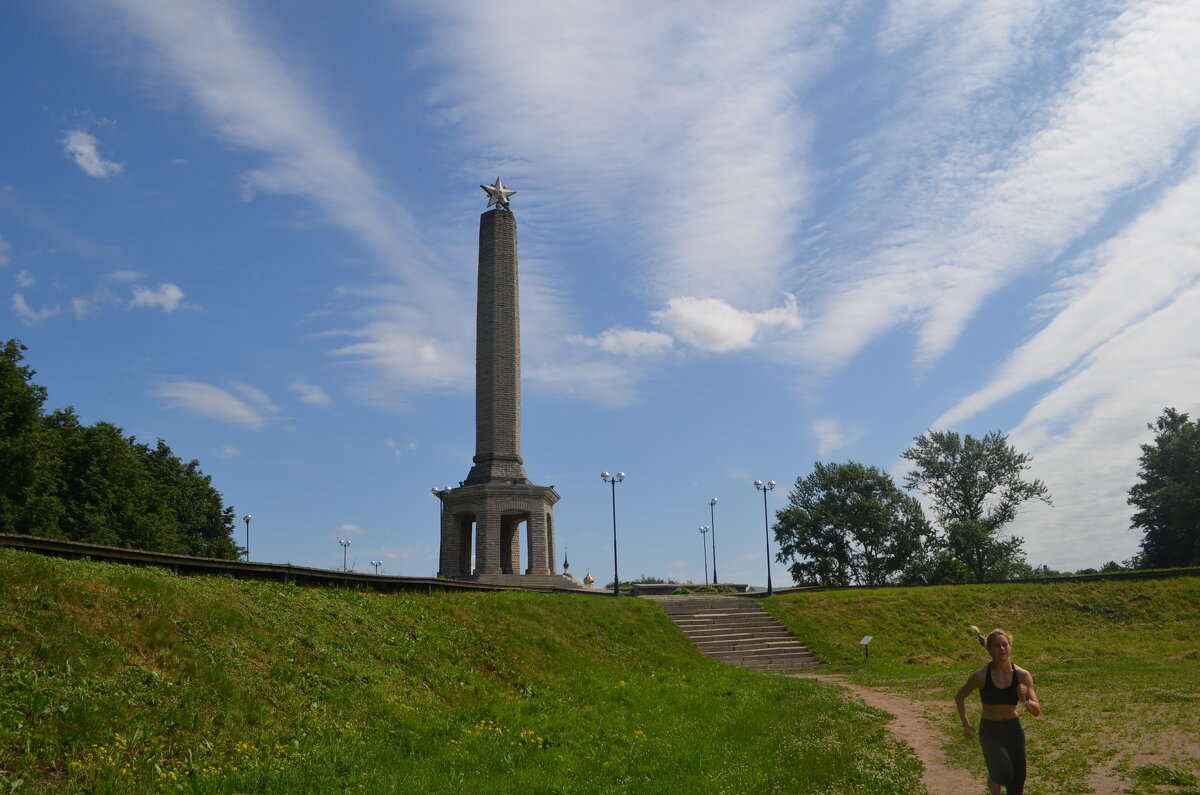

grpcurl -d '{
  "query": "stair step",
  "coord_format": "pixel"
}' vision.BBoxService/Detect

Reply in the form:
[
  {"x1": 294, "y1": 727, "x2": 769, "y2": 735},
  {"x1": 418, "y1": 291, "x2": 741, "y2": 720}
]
[{"x1": 653, "y1": 595, "x2": 820, "y2": 673}]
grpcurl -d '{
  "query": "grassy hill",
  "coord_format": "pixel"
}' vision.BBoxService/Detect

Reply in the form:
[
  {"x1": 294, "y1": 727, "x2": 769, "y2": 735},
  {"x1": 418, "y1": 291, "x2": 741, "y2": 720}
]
[
  {"x1": 0, "y1": 549, "x2": 919, "y2": 793},
  {"x1": 3, "y1": 549, "x2": 1197, "y2": 794}
]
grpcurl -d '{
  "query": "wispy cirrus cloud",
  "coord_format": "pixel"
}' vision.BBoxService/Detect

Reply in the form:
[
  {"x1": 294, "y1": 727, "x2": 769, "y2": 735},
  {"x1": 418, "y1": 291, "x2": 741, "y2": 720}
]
[
  {"x1": 936, "y1": 150, "x2": 1200, "y2": 429},
  {"x1": 811, "y1": 418, "x2": 864, "y2": 457},
  {"x1": 402, "y1": 0, "x2": 834, "y2": 330},
  {"x1": 804, "y1": 0, "x2": 1200, "y2": 372},
  {"x1": 62, "y1": 129, "x2": 124, "y2": 178},
  {"x1": 12, "y1": 294, "x2": 60, "y2": 325},
  {"x1": 290, "y1": 382, "x2": 333, "y2": 407},
  {"x1": 90, "y1": 0, "x2": 481, "y2": 397},
  {"x1": 568, "y1": 327, "x2": 673, "y2": 358},
  {"x1": 1008, "y1": 281, "x2": 1200, "y2": 568},
  {"x1": 153, "y1": 380, "x2": 279, "y2": 428}
]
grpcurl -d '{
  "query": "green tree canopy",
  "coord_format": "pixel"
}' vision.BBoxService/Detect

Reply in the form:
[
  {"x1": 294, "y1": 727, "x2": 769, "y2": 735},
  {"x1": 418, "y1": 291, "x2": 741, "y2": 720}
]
[
  {"x1": 902, "y1": 429, "x2": 1051, "y2": 581},
  {"x1": 0, "y1": 338, "x2": 240, "y2": 559},
  {"x1": 1128, "y1": 407, "x2": 1200, "y2": 568},
  {"x1": 774, "y1": 461, "x2": 931, "y2": 587},
  {"x1": 0, "y1": 339, "x2": 62, "y2": 536}
]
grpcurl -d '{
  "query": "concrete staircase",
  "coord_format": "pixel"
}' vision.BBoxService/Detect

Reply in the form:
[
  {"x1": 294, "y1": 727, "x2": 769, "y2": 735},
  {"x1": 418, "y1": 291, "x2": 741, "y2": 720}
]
[{"x1": 652, "y1": 595, "x2": 819, "y2": 672}]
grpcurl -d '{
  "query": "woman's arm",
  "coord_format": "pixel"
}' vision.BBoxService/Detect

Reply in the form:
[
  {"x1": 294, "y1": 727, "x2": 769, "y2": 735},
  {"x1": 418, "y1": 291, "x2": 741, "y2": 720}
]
[
  {"x1": 956, "y1": 669, "x2": 983, "y2": 738},
  {"x1": 1018, "y1": 669, "x2": 1041, "y2": 717}
]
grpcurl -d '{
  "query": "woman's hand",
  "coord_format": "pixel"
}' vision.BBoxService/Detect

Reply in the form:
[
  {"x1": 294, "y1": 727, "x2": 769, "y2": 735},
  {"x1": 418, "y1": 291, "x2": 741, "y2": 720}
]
[{"x1": 963, "y1": 723, "x2": 977, "y2": 740}]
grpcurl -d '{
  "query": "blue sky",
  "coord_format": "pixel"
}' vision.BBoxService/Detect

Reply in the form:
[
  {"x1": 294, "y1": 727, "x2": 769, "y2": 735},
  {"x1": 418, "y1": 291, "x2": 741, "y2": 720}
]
[{"x1": 4, "y1": 0, "x2": 1199, "y2": 584}]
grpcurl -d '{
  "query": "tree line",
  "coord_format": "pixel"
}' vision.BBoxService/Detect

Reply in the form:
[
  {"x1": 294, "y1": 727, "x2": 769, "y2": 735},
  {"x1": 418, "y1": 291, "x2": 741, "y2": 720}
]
[
  {"x1": 1, "y1": 339, "x2": 240, "y2": 559},
  {"x1": 774, "y1": 411, "x2": 1200, "y2": 586}
]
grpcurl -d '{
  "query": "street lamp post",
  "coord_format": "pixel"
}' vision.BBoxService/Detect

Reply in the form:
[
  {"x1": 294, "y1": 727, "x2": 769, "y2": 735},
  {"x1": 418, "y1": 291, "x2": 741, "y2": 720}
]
[
  {"x1": 699, "y1": 526, "x2": 709, "y2": 585},
  {"x1": 242, "y1": 514, "x2": 252, "y2": 562},
  {"x1": 601, "y1": 471, "x2": 625, "y2": 597},
  {"x1": 371, "y1": 560, "x2": 383, "y2": 575},
  {"x1": 339, "y1": 539, "x2": 352, "y2": 572},
  {"x1": 754, "y1": 480, "x2": 776, "y2": 596},
  {"x1": 709, "y1": 498, "x2": 719, "y2": 585}
]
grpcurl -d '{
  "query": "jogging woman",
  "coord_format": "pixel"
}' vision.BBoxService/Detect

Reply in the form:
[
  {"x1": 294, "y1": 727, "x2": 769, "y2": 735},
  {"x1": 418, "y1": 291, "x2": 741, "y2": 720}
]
[{"x1": 955, "y1": 628, "x2": 1041, "y2": 795}]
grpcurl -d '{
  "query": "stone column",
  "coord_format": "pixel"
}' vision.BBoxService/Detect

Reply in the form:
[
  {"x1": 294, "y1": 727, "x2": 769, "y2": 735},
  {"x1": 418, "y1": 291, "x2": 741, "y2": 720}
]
[
  {"x1": 438, "y1": 502, "x2": 457, "y2": 577},
  {"x1": 525, "y1": 511, "x2": 550, "y2": 575},
  {"x1": 474, "y1": 507, "x2": 502, "y2": 574},
  {"x1": 466, "y1": 209, "x2": 530, "y2": 486}
]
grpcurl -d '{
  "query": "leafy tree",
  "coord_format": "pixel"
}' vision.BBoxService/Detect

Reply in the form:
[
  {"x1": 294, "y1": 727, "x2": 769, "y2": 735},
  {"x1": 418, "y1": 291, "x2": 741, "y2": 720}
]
[
  {"x1": 134, "y1": 439, "x2": 240, "y2": 559},
  {"x1": 0, "y1": 339, "x2": 63, "y2": 536},
  {"x1": 1, "y1": 339, "x2": 241, "y2": 559},
  {"x1": 43, "y1": 409, "x2": 180, "y2": 550},
  {"x1": 1128, "y1": 407, "x2": 1200, "y2": 568},
  {"x1": 774, "y1": 461, "x2": 931, "y2": 586},
  {"x1": 902, "y1": 430, "x2": 1051, "y2": 581}
]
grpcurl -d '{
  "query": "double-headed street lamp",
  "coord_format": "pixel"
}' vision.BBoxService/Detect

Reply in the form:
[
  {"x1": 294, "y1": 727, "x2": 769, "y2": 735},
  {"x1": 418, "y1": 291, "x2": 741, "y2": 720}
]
[
  {"x1": 601, "y1": 471, "x2": 625, "y2": 597},
  {"x1": 339, "y1": 539, "x2": 352, "y2": 572},
  {"x1": 371, "y1": 560, "x2": 383, "y2": 575},
  {"x1": 754, "y1": 480, "x2": 776, "y2": 596},
  {"x1": 242, "y1": 514, "x2": 252, "y2": 561},
  {"x1": 698, "y1": 526, "x2": 710, "y2": 584},
  {"x1": 709, "y1": 497, "x2": 719, "y2": 585}
]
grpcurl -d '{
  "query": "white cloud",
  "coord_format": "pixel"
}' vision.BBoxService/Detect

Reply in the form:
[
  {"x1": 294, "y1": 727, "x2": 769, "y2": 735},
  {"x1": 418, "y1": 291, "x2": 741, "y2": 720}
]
[
  {"x1": 290, "y1": 382, "x2": 333, "y2": 407},
  {"x1": 335, "y1": 523, "x2": 369, "y2": 536},
  {"x1": 129, "y1": 282, "x2": 184, "y2": 313},
  {"x1": 62, "y1": 129, "x2": 124, "y2": 178},
  {"x1": 72, "y1": 286, "x2": 123, "y2": 319},
  {"x1": 811, "y1": 418, "x2": 864, "y2": 457},
  {"x1": 14, "y1": 270, "x2": 34, "y2": 288},
  {"x1": 0, "y1": 233, "x2": 10, "y2": 266},
  {"x1": 153, "y1": 381, "x2": 278, "y2": 428},
  {"x1": 217, "y1": 443, "x2": 242, "y2": 458},
  {"x1": 569, "y1": 327, "x2": 674, "y2": 358},
  {"x1": 107, "y1": 270, "x2": 144, "y2": 283},
  {"x1": 651, "y1": 295, "x2": 802, "y2": 353},
  {"x1": 12, "y1": 293, "x2": 59, "y2": 325}
]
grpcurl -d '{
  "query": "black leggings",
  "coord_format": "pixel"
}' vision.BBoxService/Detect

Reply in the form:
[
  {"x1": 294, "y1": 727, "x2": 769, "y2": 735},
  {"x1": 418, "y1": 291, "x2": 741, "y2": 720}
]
[{"x1": 979, "y1": 717, "x2": 1025, "y2": 794}]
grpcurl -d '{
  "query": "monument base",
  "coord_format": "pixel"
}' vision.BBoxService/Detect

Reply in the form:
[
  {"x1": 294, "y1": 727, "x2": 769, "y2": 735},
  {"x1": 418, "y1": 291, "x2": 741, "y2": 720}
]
[{"x1": 456, "y1": 573, "x2": 583, "y2": 589}]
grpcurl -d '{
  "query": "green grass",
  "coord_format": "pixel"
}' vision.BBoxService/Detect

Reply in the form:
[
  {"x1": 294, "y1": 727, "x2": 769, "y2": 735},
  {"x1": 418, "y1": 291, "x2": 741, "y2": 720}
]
[
  {"x1": 764, "y1": 580, "x2": 1200, "y2": 794},
  {"x1": 0, "y1": 549, "x2": 921, "y2": 793}
]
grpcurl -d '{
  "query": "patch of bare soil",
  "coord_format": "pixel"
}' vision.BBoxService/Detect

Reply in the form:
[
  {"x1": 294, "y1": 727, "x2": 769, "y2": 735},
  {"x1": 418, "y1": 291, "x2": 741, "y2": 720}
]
[{"x1": 792, "y1": 672, "x2": 983, "y2": 794}]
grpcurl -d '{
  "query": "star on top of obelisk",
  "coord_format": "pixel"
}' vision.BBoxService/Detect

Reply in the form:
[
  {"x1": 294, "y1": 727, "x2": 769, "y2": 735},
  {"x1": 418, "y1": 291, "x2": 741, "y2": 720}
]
[{"x1": 481, "y1": 177, "x2": 516, "y2": 210}]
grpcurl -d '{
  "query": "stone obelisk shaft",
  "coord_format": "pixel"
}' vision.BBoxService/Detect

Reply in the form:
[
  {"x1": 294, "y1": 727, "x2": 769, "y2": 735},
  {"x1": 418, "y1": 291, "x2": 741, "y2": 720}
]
[{"x1": 464, "y1": 209, "x2": 529, "y2": 486}]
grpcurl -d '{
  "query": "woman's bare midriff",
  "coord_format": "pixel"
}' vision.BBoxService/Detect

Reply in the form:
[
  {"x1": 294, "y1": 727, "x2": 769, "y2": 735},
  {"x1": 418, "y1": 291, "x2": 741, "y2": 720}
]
[{"x1": 980, "y1": 703, "x2": 1021, "y2": 721}]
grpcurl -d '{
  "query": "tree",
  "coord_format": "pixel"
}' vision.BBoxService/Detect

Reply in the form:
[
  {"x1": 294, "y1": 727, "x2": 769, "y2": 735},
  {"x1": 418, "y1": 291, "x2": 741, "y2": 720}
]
[
  {"x1": 134, "y1": 439, "x2": 240, "y2": 559},
  {"x1": 1, "y1": 339, "x2": 241, "y2": 558},
  {"x1": 1128, "y1": 408, "x2": 1200, "y2": 568},
  {"x1": 0, "y1": 339, "x2": 63, "y2": 536},
  {"x1": 43, "y1": 409, "x2": 180, "y2": 550},
  {"x1": 774, "y1": 461, "x2": 931, "y2": 586},
  {"x1": 902, "y1": 430, "x2": 1051, "y2": 581}
]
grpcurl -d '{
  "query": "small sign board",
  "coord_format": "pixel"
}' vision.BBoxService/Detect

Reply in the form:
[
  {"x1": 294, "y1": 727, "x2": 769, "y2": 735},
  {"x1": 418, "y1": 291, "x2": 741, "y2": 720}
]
[{"x1": 860, "y1": 636, "x2": 873, "y2": 645}]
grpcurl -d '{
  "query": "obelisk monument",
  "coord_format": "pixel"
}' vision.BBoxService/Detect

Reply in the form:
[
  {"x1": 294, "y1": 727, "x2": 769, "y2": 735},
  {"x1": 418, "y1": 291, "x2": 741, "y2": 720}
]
[{"x1": 434, "y1": 179, "x2": 562, "y2": 583}]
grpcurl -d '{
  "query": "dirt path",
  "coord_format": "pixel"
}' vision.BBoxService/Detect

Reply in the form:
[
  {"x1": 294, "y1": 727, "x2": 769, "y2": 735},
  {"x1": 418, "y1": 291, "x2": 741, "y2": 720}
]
[{"x1": 790, "y1": 672, "x2": 982, "y2": 794}]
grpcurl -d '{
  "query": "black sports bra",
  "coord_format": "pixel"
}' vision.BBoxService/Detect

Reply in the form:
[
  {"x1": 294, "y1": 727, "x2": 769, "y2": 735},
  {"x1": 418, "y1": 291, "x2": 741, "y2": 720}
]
[{"x1": 980, "y1": 663, "x2": 1020, "y2": 705}]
